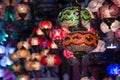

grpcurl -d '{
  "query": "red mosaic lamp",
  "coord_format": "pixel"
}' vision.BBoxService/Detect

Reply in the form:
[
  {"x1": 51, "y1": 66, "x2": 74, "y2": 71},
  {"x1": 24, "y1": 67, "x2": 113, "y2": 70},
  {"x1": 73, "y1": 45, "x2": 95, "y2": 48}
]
[{"x1": 40, "y1": 54, "x2": 61, "y2": 67}]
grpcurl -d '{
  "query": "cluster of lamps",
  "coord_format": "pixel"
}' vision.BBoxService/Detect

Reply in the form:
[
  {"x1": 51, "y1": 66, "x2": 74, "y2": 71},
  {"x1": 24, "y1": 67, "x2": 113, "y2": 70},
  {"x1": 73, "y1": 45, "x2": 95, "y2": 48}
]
[
  {"x1": 57, "y1": 0, "x2": 120, "y2": 79},
  {"x1": 0, "y1": 0, "x2": 120, "y2": 79},
  {"x1": 10, "y1": 0, "x2": 120, "y2": 79},
  {"x1": 9, "y1": 20, "x2": 62, "y2": 80},
  {"x1": 0, "y1": 0, "x2": 31, "y2": 22}
]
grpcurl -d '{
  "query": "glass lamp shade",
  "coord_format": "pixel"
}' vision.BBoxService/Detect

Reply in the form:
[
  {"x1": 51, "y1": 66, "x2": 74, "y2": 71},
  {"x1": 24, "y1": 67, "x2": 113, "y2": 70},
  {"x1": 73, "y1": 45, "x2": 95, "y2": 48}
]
[
  {"x1": 100, "y1": 21, "x2": 111, "y2": 33},
  {"x1": 54, "y1": 55, "x2": 62, "y2": 66},
  {"x1": 63, "y1": 49, "x2": 75, "y2": 59},
  {"x1": 100, "y1": 20, "x2": 120, "y2": 34},
  {"x1": 10, "y1": 52, "x2": 19, "y2": 62},
  {"x1": 98, "y1": 4, "x2": 119, "y2": 19},
  {"x1": 40, "y1": 54, "x2": 61, "y2": 67},
  {"x1": 17, "y1": 49, "x2": 30, "y2": 59},
  {"x1": 63, "y1": 49, "x2": 76, "y2": 65},
  {"x1": 58, "y1": 7, "x2": 80, "y2": 27},
  {"x1": 16, "y1": 4, "x2": 30, "y2": 14},
  {"x1": 49, "y1": 28, "x2": 68, "y2": 40},
  {"x1": 33, "y1": 27, "x2": 44, "y2": 36},
  {"x1": 17, "y1": 41, "x2": 31, "y2": 50},
  {"x1": 28, "y1": 37, "x2": 42, "y2": 46},
  {"x1": 47, "y1": 41, "x2": 58, "y2": 49},
  {"x1": 58, "y1": 7, "x2": 91, "y2": 30},
  {"x1": 15, "y1": 4, "x2": 30, "y2": 20},
  {"x1": 110, "y1": 20, "x2": 120, "y2": 32},
  {"x1": 39, "y1": 20, "x2": 53, "y2": 30},
  {"x1": 49, "y1": 29, "x2": 63, "y2": 40},
  {"x1": 63, "y1": 32, "x2": 98, "y2": 52},
  {"x1": 87, "y1": 0, "x2": 105, "y2": 12},
  {"x1": 17, "y1": 74, "x2": 30, "y2": 80},
  {"x1": 80, "y1": 9, "x2": 91, "y2": 22},
  {"x1": 25, "y1": 61, "x2": 42, "y2": 71}
]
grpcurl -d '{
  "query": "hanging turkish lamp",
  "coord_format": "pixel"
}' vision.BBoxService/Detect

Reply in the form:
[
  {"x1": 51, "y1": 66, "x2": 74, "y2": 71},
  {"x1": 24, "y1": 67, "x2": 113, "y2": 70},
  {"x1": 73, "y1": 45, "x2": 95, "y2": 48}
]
[
  {"x1": 100, "y1": 19, "x2": 120, "y2": 34},
  {"x1": 46, "y1": 38, "x2": 62, "y2": 66},
  {"x1": 17, "y1": 49, "x2": 30, "y2": 59},
  {"x1": 49, "y1": 26, "x2": 68, "y2": 47},
  {"x1": 40, "y1": 54, "x2": 61, "y2": 67},
  {"x1": 62, "y1": 8, "x2": 98, "y2": 52},
  {"x1": 58, "y1": 0, "x2": 99, "y2": 63},
  {"x1": 58, "y1": 0, "x2": 94, "y2": 32},
  {"x1": 50, "y1": 28, "x2": 65, "y2": 40},
  {"x1": 38, "y1": 20, "x2": 53, "y2": 37},
  {"x1": 98, "y1": 3, "x2": 119, "y2": 19},
  {"x1": 15, "y1": 3, "x2": 30, "y2": 21},
  {"x1": 98, "y1": 3, "x2": 120, "y2": 50},
  {"x1": 63, "y1": 49, "x2": 75, "y2": 59}
]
